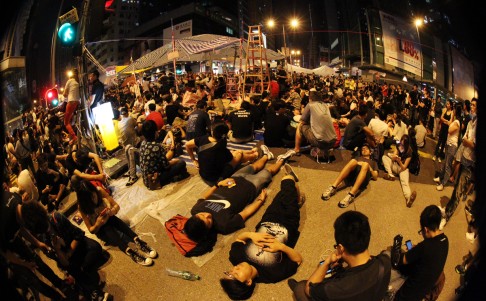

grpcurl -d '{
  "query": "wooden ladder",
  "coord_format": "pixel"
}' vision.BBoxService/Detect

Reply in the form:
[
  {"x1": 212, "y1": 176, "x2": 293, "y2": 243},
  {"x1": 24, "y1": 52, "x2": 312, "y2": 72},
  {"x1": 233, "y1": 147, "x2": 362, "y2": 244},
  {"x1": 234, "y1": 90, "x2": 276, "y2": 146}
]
[{"x1": 242, "y1": 25, "x2": 270, "y2": 100}]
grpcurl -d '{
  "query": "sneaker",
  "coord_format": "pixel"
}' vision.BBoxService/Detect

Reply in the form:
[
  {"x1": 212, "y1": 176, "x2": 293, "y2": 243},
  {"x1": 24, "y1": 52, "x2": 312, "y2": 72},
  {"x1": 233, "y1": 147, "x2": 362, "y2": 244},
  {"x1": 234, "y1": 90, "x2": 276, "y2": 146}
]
[
  {"x1": 338, "y1": 193, "x2": 355, "y2": 208},
  {"x1": 260, "y1": 145, "x2": 274, "y2": 160},
  {"x1": 91, "y1": 290, "x2": 113, "y2": 301},
  {"x1": 284, "y1": 163, "x2": 299, "y2": 182},
  {"x1": 321, "y1": 185, "x2": 336, "y2": 201},
  {"x1": 455, "y1": 264, "x2": 466, "y2": 275},
  {"x1": 439, "y1": 217, "x2": 447, "y2": 230},
  {"x1": 432, "y1": 156, "x2": 436, "y2": 161},
  {"x1": 277, "y1": 149, "x2": 296, "y2": 162},
  {"x1": 436, "y1": 184, "x2": 444, "y2": 191},
  {"x1": 406, "y1": 191, "x2": 417, "y2": 208},
  {"x1": 383, "y1": 173, "x2": 396, "y2": 181},
  {"x1": 126, "y1": 248, "x2": 153, "y2": 266},
  {"x1": 135, "y1": 238, "x2": 158, "y2": 259},
  {"x1": 433, "y1": 176, "x2": 441, "y2": 184},
  {"x1": 465, "y1": 232, "x2": 476, "y2": 243},
  {"x1": 126, "y1": 175, "x2": 139, "y2": 187},
  {"x1": 298, "y1": 192, "x2": 306, "y2": 208}
]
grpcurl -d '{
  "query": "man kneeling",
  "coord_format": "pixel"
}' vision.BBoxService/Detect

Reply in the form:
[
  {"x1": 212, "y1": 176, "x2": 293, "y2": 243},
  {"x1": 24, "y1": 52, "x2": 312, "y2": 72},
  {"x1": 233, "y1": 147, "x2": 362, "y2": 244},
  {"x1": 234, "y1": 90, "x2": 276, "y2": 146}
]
[{"x1": 220, "y1": 174, "x2": 304, "y2": 300}]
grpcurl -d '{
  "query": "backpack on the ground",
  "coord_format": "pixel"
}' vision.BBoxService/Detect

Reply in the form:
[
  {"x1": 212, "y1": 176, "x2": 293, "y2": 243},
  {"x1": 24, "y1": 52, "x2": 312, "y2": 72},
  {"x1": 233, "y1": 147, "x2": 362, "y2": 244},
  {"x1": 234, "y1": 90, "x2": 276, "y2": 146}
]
[
  {"x1": 409, "y1": 150, "x2": 421, "y2": 176},
  {"x1": 164, "y1": 214, "x2": 216, "y2": 257}
]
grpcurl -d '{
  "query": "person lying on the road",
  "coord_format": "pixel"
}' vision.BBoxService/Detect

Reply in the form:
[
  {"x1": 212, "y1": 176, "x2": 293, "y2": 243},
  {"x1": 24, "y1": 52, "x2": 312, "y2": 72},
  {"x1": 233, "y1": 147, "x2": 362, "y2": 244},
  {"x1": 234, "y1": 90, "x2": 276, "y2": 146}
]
[
  {"x1": 183, "y1": 149, "x2": 296, "y2": 241},
  {"x1": 220, "y1": 173, "x2": 304, "y2": 300}
]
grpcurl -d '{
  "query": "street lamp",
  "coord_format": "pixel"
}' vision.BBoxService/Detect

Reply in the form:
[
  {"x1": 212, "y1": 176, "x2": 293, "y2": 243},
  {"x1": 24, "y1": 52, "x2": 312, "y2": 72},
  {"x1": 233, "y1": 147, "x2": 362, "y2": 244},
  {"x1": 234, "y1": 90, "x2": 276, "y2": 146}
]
[
  {"x1": 267, "y1": 18, "x2": 300, "y2": 66},
  {"x1": 414, "y1": 18, "x2": 423, "y2": 82}
]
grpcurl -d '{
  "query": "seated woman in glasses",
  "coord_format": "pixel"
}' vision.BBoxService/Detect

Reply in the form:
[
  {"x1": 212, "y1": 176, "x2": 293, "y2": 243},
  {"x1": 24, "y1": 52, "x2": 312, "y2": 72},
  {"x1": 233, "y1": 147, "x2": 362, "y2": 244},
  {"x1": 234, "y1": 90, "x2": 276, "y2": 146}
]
[{"x1": 220, "y1": 173, "x2": 304, "y2": 300}]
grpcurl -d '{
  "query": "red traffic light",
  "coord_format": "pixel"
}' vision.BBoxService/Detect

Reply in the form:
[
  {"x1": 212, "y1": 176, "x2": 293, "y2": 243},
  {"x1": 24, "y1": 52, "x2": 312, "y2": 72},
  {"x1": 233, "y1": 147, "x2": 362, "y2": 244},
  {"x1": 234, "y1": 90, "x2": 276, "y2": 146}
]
[{"x1": 45, "y1": 88, "x2": 59, "y2": 107}]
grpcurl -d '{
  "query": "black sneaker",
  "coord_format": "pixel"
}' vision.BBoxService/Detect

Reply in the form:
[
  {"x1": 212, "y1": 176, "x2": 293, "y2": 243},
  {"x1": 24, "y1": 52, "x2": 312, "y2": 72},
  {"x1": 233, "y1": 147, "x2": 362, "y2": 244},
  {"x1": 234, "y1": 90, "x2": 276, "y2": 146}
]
[
  {"x1": 91, "y1": 290, "x2": 113, "y2": 301},
  {"x1": 126, "y1": 175, "x2": 139, "y2": 186},
  {"x1": 126, "y1": 248, "x2": 153, "y2": 266},
  {"x1": 135, "y1": 238, "x2": 158, "y2": 259}
]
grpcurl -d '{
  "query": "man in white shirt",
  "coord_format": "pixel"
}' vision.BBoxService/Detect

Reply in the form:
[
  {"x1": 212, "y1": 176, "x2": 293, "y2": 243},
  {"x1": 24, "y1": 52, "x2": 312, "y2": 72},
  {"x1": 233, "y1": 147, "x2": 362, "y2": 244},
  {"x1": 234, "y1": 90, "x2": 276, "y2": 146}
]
[{"x1": 414, "y1": 118, "x2": 427, "y2": 148}]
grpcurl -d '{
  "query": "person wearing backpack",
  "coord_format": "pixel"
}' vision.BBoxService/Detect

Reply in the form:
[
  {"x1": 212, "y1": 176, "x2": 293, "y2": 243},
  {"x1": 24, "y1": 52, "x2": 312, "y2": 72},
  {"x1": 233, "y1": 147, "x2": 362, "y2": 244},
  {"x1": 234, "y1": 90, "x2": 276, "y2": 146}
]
[
  {"x1": 434, "y1": 104, "x2": 462, "y2": 191},
  {"x1": 382, "y1": 134, "x2": 417, "y2": 208}
]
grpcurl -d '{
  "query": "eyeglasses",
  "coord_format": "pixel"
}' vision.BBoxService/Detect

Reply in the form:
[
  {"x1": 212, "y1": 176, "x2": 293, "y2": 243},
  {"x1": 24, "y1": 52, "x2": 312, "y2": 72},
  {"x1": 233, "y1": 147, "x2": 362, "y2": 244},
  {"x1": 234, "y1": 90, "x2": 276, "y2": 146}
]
[
  {"x1": 223, "y1": 271, "x2": 234, "y2": 280},
  {"x1": 418, "y1": 228, "x2": 424, "y2": 235}
]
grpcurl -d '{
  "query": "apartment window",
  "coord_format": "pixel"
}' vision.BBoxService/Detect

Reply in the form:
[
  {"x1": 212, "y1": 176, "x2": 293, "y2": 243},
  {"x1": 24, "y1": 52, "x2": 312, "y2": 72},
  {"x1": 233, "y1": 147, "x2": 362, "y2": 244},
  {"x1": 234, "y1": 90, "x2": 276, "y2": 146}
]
[{"x1": 226, "y1": 27, "x2": 233, "y2": 35}]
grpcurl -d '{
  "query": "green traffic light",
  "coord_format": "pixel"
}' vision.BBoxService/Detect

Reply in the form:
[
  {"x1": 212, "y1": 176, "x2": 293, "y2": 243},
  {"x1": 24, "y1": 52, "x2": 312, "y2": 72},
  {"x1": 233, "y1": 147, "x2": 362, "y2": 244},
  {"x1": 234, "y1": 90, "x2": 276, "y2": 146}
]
[{"x1": 58, "y1": 23, "x2": 75, "y2": 44}]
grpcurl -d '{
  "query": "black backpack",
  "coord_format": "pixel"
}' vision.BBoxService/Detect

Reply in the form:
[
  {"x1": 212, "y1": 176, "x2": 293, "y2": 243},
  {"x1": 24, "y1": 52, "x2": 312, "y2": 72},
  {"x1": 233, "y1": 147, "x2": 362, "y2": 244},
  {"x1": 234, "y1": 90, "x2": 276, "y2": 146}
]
[{"x1": 409, "y1": 150, "x2": 421, "y2": 176}]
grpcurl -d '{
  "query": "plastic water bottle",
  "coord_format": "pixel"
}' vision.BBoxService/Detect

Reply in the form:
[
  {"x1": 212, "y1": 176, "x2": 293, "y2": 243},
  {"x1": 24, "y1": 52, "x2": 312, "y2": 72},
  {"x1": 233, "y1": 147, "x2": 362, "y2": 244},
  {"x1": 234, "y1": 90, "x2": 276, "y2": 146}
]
[{"x1": 166, "y1": 268, "x2": 201, "y2": 281}]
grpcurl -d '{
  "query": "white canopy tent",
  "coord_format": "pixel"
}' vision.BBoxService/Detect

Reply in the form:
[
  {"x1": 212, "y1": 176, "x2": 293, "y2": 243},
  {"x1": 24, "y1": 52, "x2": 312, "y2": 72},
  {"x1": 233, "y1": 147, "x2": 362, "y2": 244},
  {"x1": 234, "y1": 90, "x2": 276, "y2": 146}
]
[
  {"x1": 284, "y1": 63, "x2": 336, "y2": 77},
  {"x1": 118, "y1": 34, "x2": 285, "y2": 74}
]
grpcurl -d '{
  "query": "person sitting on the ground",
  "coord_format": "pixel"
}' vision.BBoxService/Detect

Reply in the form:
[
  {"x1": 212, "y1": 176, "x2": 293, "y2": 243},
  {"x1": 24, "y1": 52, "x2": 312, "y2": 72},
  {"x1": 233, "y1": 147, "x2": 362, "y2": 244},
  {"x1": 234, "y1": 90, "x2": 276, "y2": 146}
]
[
  {"x1": 139, "y1": 120, "x2": 188, "y2": 190},
  {"x1": 145, "y1": 103, "x2": 165, "y2": 132},
  {"x1": 185, "y1": 121, "x2": 260, "y2": 186},
  {"x1": 73, "y1": 179, "x2": 157, "y2": 266},
  {"x1": 293, "y1": 90, "x2": 336, "y2": 157},
  {"x1": 321, "y1": 143, "x2": 378, "y2": 208},
  {"x1": 342, "y1": 103, "x2": 376, "y2": 152},
  {"x1": 220, "y1": 172, "x2": 304, "y2": 300},
  {"x1": 228, "y1": 101, "x2": 255, "y2": 144},
  {"x1": 35, "y1": 153, "x2": 68, "y2": 211},
  {"x1": 392, "y1": 205, "x2": 449, "y2": 301},
  {"x1": 414, "y1": 117, "x2": 427, "y2": 148},
  {"x1": 185, "y1": 99, "x2": 211, "y2": 141},
  {"x1": 288, "y1": 210, "x2": 391, "y2": 301},
  {"x1": 162, "y1": 124, "x2": 186, "y2": 157},
  {"x1": 21, "y1": 201, "x2": 111, "y2": 300},
  {"x1": 382, "y1": 134, "x2": 417, "y2": 208},
  {"x1": 184, "y1": 149, "x2": 296, "y2": 240},
  {"x1": 263, "y1": 100, "x2": 294, "y2": 147}
]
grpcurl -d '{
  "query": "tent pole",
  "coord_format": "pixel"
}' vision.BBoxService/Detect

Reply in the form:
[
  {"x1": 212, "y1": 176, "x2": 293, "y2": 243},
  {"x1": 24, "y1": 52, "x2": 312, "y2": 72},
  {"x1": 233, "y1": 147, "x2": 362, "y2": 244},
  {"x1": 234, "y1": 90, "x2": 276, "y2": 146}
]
[{"x1": 171, "y1": 19, "x2": 178, "y2": 93}]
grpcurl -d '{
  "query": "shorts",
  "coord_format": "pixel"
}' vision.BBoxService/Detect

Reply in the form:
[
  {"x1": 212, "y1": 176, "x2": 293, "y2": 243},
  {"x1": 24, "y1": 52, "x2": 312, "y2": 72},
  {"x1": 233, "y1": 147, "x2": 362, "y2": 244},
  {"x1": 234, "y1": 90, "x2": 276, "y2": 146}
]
[
  {"x1": 300, "y1": 124, "x2": 336, "y2": 151},
  {"x1": 343, "y1": 164, "x2": 371, "y2": 190},
  {"x1": 232, "y1": 165, "x2": 272, "y2": 192}
]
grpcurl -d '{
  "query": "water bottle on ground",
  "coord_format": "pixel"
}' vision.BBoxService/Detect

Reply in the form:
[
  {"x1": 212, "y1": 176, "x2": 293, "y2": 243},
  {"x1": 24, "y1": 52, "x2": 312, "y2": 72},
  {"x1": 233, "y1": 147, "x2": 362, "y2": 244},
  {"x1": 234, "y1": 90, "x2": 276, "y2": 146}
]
[{"x1": 166, "y1": 268, "x2": 201, "y2": 281}]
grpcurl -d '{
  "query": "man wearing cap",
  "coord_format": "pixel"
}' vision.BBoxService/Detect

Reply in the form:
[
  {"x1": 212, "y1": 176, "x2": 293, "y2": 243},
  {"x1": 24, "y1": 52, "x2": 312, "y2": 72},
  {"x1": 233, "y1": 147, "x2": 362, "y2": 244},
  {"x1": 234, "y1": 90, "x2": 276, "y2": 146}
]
[{"x1": 293, "y1": 90, "x2": 337, "y2": 157}]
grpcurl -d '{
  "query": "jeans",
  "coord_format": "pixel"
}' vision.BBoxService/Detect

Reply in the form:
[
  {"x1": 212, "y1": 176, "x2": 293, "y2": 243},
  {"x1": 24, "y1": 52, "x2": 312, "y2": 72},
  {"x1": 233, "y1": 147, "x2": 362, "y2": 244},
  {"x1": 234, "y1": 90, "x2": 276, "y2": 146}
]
[
  {"x1": 64, "y1": 101, "x2": 79, "y2": 139},
  {"x1": 382, "y1": 155, "x2": 411, "y2": 200},
  {"x1": 125, "y1": 144, "x2": 139, "y2": 178},
  {"x1": 440, "y1": 144, "x2": 457, "y2": 185},
  {"x1": 159, "y1": 160, "x2": 187, "y2": 184},
  {"x1": 96, "y1": 216, "x2": 137, "y2": 252}
]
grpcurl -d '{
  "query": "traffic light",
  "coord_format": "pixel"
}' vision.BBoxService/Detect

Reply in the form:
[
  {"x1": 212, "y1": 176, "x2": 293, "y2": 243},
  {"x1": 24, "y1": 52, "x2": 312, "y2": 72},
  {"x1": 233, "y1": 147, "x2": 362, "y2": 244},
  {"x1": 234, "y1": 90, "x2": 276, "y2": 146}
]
[
  {"x1": 58, "y1": 22, "x2": 76, "y2": 45},
  {"x1": 46, "y1": 88, "x2": 59, "y2": 108}
]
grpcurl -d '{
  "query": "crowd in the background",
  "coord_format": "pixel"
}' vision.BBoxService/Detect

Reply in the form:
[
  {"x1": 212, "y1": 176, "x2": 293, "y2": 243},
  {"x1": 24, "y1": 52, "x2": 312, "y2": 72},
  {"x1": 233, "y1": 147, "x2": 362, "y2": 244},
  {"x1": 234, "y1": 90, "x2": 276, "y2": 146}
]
[{"x1": 2, "y1": 65, "x2": 478, "y2": 301}]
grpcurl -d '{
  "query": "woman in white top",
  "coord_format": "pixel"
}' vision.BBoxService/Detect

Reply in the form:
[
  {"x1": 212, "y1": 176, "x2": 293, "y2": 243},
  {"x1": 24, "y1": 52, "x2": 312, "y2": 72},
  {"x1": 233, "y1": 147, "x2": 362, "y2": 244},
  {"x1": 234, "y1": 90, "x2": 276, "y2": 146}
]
[
  {"x1": 434, "y1": 104, "x2": 462, "y2": 190},
  {"x1": 391, "y1": 114, "x2": 408, "y2": 141},
  {"x1": 63, "y1": 68, "x2": 80, "y2": 143}
]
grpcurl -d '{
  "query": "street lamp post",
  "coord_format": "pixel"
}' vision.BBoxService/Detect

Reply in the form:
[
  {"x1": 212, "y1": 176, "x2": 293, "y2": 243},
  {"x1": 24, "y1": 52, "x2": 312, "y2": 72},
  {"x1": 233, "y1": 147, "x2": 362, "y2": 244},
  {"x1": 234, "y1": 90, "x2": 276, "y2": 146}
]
[
  {"x1": 414, "y1": 18, "x2": 423, "y2": 83},
  {"x1": 267, "y1": 18, "x2": 299, "y2": 83}
]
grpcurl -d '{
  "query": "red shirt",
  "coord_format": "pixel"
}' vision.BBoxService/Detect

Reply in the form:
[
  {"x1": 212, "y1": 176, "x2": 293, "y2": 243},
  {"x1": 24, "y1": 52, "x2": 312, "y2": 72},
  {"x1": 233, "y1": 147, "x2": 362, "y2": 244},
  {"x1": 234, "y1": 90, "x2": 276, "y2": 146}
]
[
  {"x1": 146, "y1": 111, "x2": 164, "y2": 130},
  {"x1": 269, "y1": 80, "x2": 279, "y2": 99}
]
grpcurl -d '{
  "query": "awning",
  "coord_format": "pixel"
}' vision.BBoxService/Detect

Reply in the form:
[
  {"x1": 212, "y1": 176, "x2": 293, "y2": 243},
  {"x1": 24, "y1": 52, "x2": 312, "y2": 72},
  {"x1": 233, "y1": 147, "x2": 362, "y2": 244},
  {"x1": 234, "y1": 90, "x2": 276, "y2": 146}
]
[{"x1": 118, "y1": 34, "x2": 285, "y2": 74}]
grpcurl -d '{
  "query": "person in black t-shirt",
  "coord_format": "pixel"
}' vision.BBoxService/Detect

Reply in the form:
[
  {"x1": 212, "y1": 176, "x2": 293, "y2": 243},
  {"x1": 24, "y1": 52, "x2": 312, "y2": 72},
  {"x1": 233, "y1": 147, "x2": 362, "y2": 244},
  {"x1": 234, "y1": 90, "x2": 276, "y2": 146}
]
[
  {"x1": 289, "y1": 211, "x2": 391, "y2": 301},
  {"x1": 220, "y1": 175, "x2": 303, "y2": 300},
  {"x1": 185, "y1": 100, "x2": 211, "y2": 140},
  {"x1": 35, "y1": 153, "x2": 68, "y2": 211},
  {"x1": 185, "y1": 121, "x2": 259, "y2": 186},
  {"x1": 342, "y1": 104, "x2": 376, "y2": 151},
  {"x1": 393, "y1": 205, "x2": 449, "y2": 301},
  {"x1": 184, "y1": 149, "x2": 296, "y2": 240},
  {"x1": 263, "y1": 101, "x2": 293, "y2": 147},
  {"x1": 228, "y1": 101, "x2": 255, "y2": 143}
]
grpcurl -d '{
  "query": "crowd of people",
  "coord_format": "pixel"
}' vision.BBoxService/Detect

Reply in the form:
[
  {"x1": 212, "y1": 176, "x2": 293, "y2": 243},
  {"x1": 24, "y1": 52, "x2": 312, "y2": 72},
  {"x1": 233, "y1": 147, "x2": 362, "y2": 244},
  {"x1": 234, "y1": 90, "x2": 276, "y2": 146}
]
[{"x1": 2, "y1": 64, "x2": 478, "y2": 301}]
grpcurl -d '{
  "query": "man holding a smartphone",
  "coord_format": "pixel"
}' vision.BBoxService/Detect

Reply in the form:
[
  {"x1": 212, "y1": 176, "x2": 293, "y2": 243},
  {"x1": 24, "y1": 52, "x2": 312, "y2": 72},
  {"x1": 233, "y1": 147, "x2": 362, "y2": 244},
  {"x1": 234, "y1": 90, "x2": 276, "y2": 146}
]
[
  {"x1": 392, "y1": 205, "x2": 449, "y2": 301},
  {"x1": 289, "y1": 211, "x2": 391, "y2": 301}
]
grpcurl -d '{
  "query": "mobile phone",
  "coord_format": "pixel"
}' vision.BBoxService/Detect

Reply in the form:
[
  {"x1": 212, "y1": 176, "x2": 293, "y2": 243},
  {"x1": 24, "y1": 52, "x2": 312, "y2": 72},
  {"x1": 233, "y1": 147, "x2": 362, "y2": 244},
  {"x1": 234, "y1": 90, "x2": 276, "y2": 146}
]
[
  {"x1": 100, "y1": 208, "x2": 109, "y2": 217},
  {"x1": 405, "y1": 240, "x2": 413, "y2": 251}
]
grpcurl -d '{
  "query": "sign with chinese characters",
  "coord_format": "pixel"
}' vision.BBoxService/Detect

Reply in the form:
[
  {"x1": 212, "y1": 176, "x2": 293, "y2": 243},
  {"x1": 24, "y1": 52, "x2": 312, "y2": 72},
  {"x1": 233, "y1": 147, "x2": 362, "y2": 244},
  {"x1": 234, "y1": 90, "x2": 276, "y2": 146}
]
[
  {"x1": 379, "y1": 11, "x2": 421, "y2": 76},
  {"x1": 163, "y1": 20, "x2": 192, "y2": 45}
]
